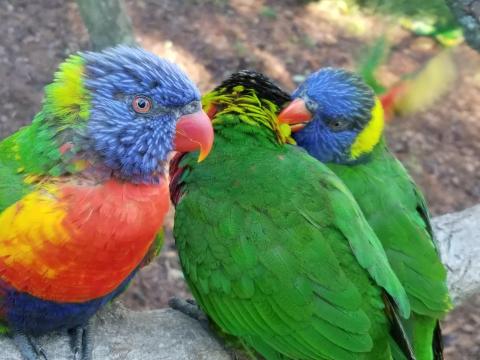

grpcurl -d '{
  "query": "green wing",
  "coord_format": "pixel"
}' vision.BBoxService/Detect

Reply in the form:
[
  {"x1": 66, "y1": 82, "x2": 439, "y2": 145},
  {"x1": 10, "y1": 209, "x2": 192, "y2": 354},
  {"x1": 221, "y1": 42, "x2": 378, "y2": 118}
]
[
  {"x1": 327, "y1": 143, "x2": 451, "y2": 318},
  {"x1": 0, "y1": 131, "x2": 34, "y2": 213},
  {"x1": 0, "y1": 130, "x2": 31, "y2": 333},
  {"x1": 174, "y1": 133, "x2": 410, "y2": 360},
  {"x1": 0, "y1": 112, "x2": 71, "y2": 212}
]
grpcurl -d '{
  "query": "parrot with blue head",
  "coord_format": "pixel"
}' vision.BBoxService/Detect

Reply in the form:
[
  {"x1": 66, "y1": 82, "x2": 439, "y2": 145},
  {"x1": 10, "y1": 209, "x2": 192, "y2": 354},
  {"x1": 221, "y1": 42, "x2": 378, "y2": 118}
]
[
  {"x1": 279, "y1": 67, "x2": 451, "y2": 360},
  {"x1": 0, "y1": 46, "x2": 213, "y2": 360}
]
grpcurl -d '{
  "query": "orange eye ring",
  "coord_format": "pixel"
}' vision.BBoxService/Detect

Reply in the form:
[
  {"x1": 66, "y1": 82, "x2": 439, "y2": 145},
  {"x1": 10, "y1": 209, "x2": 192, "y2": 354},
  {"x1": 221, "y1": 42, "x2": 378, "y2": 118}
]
[{"x1": 132, "y1": 95, "x2": 152, "y2": 114}]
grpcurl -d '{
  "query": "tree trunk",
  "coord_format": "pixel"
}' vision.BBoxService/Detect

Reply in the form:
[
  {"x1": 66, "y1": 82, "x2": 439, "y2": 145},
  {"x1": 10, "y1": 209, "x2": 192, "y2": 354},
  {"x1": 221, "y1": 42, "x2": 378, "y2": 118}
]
[
  {"x1": 76, "y1": 0, "x2": 136, "y2": 50},
  {"x1": 446, "y1": 0, "x2": 480, "y2": 52}
]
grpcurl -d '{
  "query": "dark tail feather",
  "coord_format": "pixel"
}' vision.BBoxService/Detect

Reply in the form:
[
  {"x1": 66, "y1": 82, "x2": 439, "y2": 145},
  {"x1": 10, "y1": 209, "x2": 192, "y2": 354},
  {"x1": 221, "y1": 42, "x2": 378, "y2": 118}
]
[
  {"x1": 433, "y1": 322, "x2": 444, "y2": 360},
  {"x1": 383, "y1": 292, "x2": 416, "y2": 360}
]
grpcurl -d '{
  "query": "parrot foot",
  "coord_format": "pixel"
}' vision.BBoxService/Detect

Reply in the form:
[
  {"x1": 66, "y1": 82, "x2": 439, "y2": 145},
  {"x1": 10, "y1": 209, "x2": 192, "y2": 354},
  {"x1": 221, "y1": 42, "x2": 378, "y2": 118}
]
[
  {"x1": 69, "y1": 321, "x2": 94, "y2": 360},
  {"x1": 168, "y1": 297, "x2": 209, "y2": 330},
  {"x1": 12, "y1": 332, "x2": 48, "y2": 360}
]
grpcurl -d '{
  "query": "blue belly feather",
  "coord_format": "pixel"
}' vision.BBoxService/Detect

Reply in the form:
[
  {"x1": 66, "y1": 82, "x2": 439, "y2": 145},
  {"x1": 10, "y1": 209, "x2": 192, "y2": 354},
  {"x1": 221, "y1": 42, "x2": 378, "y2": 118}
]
[{"x1": 0, "y1": 270, "x2": 137, "y2": 336}]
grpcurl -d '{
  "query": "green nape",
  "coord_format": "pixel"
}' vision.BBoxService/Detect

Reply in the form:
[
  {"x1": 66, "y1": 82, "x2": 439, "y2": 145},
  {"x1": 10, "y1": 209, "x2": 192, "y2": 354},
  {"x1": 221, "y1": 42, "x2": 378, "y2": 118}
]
[{"x1": 202, "y1": 85, "x2": 295, "y2": 146}]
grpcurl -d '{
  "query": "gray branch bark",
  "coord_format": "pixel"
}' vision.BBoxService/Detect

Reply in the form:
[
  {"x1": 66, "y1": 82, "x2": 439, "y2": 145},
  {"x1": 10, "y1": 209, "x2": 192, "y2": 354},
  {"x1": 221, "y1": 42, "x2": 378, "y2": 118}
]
[
  {"x1": 433, "y1": 204, "x2": 480, "y2": 305},
  {"x1": 446, "y1": 0, "x2": 480, "y2": 52},
  {"x1": 0, "y1": 304, "x2": 230, "y2": 360},
  {"x1": 76, "y1": 0, "x2": 136, "y2": 50},
  {"x1": 1, "y1": 205, "x2": 479, "y2": 359}
]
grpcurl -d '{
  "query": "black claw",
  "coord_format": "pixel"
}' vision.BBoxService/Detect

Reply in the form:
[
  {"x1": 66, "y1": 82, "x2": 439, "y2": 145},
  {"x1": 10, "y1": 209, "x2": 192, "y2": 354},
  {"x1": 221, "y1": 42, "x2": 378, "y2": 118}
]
[
  {"x1": 70, "y1": 326, "x2": 83, "y2": 360},
  {"x1": 168, "y1": 297, "x2": 209, "y2": 330},
  {"x1": 186, "y1": 298, "x2": 197, "y2": 306},
  {"x1": 82, "y1": 323, "x2": 94, "y2": 360},
  {"x1": 36, "y1": 346, "x2": 48, "y2": 360},
  {"x1": 12, "y1": 332, "x2": 48, "y2": 360},
  {"x1": 69, "y1": 321, "x2": 94, "y2": 360}
]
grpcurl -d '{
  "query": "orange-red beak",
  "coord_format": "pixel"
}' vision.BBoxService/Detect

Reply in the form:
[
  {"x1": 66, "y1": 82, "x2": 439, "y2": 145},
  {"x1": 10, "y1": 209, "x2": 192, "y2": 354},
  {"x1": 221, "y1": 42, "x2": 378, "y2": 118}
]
[
  {"x1": 278, "y1": 98, "x2": 313, "y2": 132},
  {"x1": 174, "y1": 110, "x2": 214, "y2": 162}
]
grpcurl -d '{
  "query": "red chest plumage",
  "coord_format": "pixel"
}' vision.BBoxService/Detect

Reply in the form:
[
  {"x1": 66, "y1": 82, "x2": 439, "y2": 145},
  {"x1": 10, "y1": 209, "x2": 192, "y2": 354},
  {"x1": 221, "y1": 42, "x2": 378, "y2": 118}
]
[{"x1": 0, "y1": 179, "x2": 169, "y2": 303}]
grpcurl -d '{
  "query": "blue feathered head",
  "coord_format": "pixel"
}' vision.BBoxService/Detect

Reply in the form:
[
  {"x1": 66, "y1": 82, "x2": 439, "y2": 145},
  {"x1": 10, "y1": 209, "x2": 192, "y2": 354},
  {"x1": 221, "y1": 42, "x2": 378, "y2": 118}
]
[
  {"x1": 278, "y1": 68, "x2": 384, "y2": 164},
  {"x1": 43, "y1": 46, "x2": 213, "y2": 183}
]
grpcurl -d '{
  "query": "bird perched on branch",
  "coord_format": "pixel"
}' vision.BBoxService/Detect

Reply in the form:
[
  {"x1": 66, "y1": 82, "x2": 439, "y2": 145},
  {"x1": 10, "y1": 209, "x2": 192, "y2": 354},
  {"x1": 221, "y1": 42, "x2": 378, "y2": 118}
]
[
  {"x1": 279, "y1": 67, "x2": 452, "y2": 360},
  {"x1": 170, "y1": 71, "x2": 416, "y2": 360},
  {"x1": 0, "y1": 46, "x2": 213, "y2": 360}
]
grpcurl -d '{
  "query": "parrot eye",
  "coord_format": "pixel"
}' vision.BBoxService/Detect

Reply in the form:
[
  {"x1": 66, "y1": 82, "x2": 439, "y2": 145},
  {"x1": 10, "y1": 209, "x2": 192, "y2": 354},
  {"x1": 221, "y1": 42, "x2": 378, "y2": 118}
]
[
  {"x1": 132, "y1": 95, "x2": 152, "y2": 114},
  {"x1": 327, "y1": 118, "x2": 350, "y2": 132},
  {"x1": 305, "y1": 99, "x2": 317, "y2": 113}
]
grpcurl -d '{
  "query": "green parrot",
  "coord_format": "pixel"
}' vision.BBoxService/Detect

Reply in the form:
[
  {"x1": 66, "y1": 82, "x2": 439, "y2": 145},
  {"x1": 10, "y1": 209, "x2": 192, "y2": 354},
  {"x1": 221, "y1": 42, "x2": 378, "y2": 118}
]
[
  {"x1": 278, "y1": 67, "x2": 452, "y2": 360},
  {"x1": 170, "y1": 71, "x2": 416, "y2": 360}
]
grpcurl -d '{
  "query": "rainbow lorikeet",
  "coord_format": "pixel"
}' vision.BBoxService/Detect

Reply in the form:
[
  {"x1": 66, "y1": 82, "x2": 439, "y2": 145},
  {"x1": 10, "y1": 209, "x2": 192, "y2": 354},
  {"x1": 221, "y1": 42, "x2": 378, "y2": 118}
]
[
  {"x1": 0, "y1": 46, "x2": 213, "y2": 360},
  {"x1": 278, "y1": 68, "x2": 452, "y2": 360},
  {"x1": 170, "y1": 71, "x2": 416, "y2": 360}
]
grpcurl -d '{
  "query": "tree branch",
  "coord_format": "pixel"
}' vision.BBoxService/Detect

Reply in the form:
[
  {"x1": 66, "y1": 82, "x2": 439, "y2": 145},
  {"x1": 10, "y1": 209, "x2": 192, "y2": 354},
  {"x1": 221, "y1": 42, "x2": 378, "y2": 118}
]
[
  {"x1": 76, "y1": 0, "x2": 136, "y2": 50},
  {"x1": 0, "y1": 304, "x2": 230, "y2": 360},
  {"x1": 446, "y1": 0, "x2": 480, "y2": 52},
  {"x1": 433, "y1": 204, "x2": 480, "y2": 305}
]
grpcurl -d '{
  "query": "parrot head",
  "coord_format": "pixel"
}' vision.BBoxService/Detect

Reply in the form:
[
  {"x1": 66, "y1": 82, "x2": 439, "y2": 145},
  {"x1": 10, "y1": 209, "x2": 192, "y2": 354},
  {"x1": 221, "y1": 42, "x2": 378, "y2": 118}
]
[
  {"x1": 278, "y1": 68, "x2": 384, "y2": 164},
  {"x1": 202, "y1": 70, "x2": 295, "y2": 145},
  {"x1": 42, "y1": 46, "x2": 213, "y2": 183}
]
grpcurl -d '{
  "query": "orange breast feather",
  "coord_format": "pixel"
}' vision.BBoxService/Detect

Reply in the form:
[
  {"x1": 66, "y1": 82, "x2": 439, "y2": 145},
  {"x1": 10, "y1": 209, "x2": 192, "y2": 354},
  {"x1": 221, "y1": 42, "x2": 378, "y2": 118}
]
[{"x1": 0, "y1": 179, "x2": 169, "y2": 303}]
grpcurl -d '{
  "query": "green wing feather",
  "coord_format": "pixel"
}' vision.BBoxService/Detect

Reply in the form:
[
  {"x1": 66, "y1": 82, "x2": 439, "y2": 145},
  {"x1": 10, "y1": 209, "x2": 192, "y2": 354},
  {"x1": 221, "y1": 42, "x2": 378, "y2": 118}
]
[
  {"x1": 174, "y1": 125, "x2": 410, "y2": 359},
  {"x1": 0, "y1": 129, "x2": 37, "y2": 213},
  {"x1": 327, "y1": 140, "x2": 451, "y2": 360},
  {"x1": 0, "y1": 107, "x2": 82, "y2": 212},
  {"x1": 327, "y1": 141, "x2": 451, "y2": 318},
  {"x1": 0, "y1": 130, "x2": 30, "y2": 333}
]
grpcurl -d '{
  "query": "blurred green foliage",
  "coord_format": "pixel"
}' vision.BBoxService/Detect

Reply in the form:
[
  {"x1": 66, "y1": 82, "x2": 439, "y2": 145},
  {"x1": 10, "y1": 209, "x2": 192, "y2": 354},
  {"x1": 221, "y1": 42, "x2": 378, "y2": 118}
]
[
  {"x1": 297, "y1": 0, "x2": 458, "y2": 31},
  {"x1": 260, "y1": 6, "x2": 278, "y2": 20},
  {"x1": 351, "y1": 0, "x2": 451, "y2": 18},
  {"x1": 347, "y1": 0, "x2": 458, "y2": 31},
  {"x1": 356, "y1": 36, "x2": 389, "y2": 94}
]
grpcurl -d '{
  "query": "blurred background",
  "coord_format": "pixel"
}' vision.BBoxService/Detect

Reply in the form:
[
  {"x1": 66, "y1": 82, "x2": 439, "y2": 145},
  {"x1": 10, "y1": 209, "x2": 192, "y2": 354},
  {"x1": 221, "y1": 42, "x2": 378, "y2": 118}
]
[{"x1": 0, "y1": 0, "x2": 479, "y2": 358}]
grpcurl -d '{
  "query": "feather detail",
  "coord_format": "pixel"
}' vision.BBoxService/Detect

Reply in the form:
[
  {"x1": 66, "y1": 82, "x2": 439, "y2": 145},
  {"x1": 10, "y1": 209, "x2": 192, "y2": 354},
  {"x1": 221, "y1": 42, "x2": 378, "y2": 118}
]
[{"x1": 0, "y1": 179, "x2": 169, "y2": 302}]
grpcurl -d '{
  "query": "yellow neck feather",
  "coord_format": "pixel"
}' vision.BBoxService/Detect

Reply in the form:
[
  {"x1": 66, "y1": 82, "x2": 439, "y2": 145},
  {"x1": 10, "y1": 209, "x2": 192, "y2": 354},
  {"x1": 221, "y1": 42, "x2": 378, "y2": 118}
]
[
  {"x1": 44, "y1": 55, "x2": 90, "y2": 124},
  {"x1": 350, "y1": 98, "x2": 384, "y2": 159}
]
